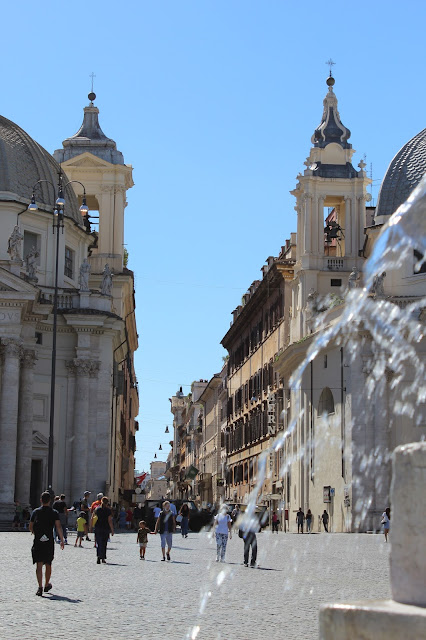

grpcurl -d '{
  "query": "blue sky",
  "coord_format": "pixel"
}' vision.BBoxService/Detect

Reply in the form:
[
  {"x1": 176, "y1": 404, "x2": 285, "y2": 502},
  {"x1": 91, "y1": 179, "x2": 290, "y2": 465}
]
[{"x1": 2, "y1": 1, "x2": 425, "y2": 472}]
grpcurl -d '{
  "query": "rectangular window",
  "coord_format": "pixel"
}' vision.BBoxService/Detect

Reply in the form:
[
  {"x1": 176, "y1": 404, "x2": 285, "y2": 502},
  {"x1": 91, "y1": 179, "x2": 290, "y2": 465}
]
[
  {"x1": 64, "y1": 247, "x2": 74, "y2": 279},
  {"x1": 330, "y1": 279, "x2": 342, "y2": 287}
]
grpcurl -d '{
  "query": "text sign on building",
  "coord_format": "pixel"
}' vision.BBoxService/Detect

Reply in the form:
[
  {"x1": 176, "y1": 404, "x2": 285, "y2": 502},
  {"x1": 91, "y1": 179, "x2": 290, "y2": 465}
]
[
  {"x1": 0, "y1": 309, "x2": 20, "y2": 323},
  {"x1": 323, "y1": 485, "x2": 331, "y2": 503},
  {"x1": 267, "y1": 393, "x2": 276, "y2": 435}
]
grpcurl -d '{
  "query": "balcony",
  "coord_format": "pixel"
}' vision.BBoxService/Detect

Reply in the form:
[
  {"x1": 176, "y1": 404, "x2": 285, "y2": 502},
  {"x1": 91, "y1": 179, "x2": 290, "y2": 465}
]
[{"x1": 324, "y1": 257, "x2": 345, "y2": 271}]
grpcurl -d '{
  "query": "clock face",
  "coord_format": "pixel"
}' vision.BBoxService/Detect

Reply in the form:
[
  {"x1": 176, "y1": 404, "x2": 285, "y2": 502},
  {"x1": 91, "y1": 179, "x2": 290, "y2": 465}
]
[{"x1": 135, "y1": 487, "x2": 142, "y2": 494}]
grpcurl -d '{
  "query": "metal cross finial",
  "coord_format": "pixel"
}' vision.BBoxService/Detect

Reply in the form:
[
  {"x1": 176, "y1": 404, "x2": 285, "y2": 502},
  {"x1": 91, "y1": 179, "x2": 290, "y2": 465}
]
[
  {"x1": 326, "y1": 59, "x2": 336, "y2": 76},
  {"x1": 89, "y1": 72, "x2": 96, "y2": 93}
]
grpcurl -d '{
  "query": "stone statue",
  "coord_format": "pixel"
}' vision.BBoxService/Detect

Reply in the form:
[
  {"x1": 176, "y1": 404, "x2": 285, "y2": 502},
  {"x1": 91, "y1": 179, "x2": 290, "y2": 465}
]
[
  {"x1": 347, "y1": 267, "x2": 361, "y2": 290},
  {"x1": 25, "y1": 246, "x2": 39, "y2": 281},
  {"x1": 306, "y1": 288, "x2": 319, "y2": 318},
  {"x1": 101, "y1": 263, "x2": 113, "y2": 296},
  {"x1": 79, "y1": 258, "x2": 91, "y2": 292},
  {"x1": 7, "y1": 225, "x2": 24, "y2": 262},
  {"x1": 371, "y1": 271, "x2": 386, "y2": 299}
]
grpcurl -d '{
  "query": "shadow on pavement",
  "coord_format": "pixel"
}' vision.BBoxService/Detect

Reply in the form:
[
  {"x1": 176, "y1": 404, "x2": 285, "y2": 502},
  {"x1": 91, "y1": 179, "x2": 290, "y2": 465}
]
[{"x1": 46, "y1": 595, "x2": 82, "y2": 603}]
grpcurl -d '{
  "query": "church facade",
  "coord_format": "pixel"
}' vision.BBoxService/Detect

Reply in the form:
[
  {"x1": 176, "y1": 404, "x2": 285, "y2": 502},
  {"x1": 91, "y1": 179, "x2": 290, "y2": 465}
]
[
  {"x1": 274, "y1": 76, "x2": 426, "y2": 532},
  {"x1": 0, "y1": 94, "x2": 138, "y2": 524}
]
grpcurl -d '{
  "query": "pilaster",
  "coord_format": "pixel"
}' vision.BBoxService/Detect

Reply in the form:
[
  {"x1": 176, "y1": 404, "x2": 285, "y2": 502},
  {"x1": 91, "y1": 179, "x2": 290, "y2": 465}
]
[
  {"x1": 0, "y1": 338, "x2": 22, "y2": 519},
  {"x1": 15, "y1": 349, "x2": 37, "y2": 507}
]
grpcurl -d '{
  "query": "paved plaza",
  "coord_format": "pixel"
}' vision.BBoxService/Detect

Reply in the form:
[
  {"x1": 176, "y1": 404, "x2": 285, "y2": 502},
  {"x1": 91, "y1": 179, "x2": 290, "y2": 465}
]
[{"x1": 1, "y1": 529, "x2": 390, "y2": 639}]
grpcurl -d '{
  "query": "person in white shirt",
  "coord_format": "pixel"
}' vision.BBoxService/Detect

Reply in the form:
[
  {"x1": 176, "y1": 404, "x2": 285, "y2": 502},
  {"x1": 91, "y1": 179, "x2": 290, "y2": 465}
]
[{"x1": 214, "y1": 505, "x2": 232, "y2": 562}]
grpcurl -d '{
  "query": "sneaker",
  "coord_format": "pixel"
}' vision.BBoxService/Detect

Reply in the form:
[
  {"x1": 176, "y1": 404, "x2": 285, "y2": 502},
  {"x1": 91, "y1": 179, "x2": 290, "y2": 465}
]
[
  {"x1": 86, "y1": 537, "x2": 91, "y2": 541},
  {"x1": 36, "y1": 587, "x2": 43, "y2": 597},
  {"x1": 166, "y1": 552, "x2": 170, "y2": 561},
  {"x1": 97, "y1": 558, "x2": 101, "y2": 564},
  {"x1": 250, "y1": 563, "x2": 256, "y2": 568},
  {"x1": 244, "y1": 562, "x2": 248, "y2": 567},
  {"x1": 102, "y1": 559, "x2": 106, "y2": 564},
  {"x1": 161, "y1": 557, "x2": 166, "y2": 561},
  {"x1": 44, "y1": 583, "x2": 52, "y2": 592}
]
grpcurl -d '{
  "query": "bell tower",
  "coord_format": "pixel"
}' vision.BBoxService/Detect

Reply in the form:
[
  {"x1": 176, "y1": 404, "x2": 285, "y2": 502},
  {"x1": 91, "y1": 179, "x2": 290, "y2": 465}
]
[
  {"x1": 290, "y1": 74, "x2": 371, "y2": 339},
  {"x1": 53, "y1": 92, "x2": 134, "y2": 274}
]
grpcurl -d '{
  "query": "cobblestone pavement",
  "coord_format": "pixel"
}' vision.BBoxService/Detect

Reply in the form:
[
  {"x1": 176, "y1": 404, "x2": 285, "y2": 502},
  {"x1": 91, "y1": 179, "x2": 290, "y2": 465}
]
[{"x1": 0, "y1": 529, "x2": 390, "y2": 639}]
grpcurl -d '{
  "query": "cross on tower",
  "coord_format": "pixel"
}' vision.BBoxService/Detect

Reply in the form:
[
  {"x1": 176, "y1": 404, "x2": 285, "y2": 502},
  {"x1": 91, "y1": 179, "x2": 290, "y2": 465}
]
[
  {"x1": 89, "y1": 72, "x2": 96, "y2": 93},
  {"x1": 325, "y1": 59, "x2": 336, "y2": 77}
]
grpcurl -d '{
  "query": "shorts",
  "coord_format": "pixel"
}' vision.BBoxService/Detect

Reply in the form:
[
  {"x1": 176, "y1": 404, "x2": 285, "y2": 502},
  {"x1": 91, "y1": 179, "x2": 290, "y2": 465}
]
[
  {"x1": 160, "y1": 532, "x2": 173, "y2": 548},
  {"x1": 139, "y1": 542, "x2": 147, "y2": 548},
  {"x1": 77, "y1": 531, "x2": 85, "y2": 538},
  {"x1": 32, "y1": 543, "x2": 54, "y2": 565}
]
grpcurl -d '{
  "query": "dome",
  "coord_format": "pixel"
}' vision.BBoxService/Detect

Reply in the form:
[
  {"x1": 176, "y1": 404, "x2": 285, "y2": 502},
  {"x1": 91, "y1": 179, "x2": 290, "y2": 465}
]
[
  {"x1": 0, "y1": 114, "x2": 83, "y2": 225},
  {"x1": 375, "y1": 128, "x2": 426, "y2": 218}
]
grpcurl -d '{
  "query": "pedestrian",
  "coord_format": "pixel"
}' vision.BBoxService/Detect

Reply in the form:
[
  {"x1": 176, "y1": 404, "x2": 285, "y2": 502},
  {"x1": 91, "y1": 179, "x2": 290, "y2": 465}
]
[
  {"x1": 169, "y1": 501, "x2": 177, "y2": 517},
  {"x1": 29, "y1": 491, "x2": 64, "y2": 596},
  {"x1": 12, "y1": 501, "x2": 23, "y2": 530},
  {"x1": 271, "y1": 510, "x2": 279, "y2": 533},
  {"x1": 91, "y1": 496, "x2": 114, "y2": 564},
  {"x1": 153, "y1": 503, "x2": 162, "y2": 519},
  {"x1": 381, "y1": 507, "x2": 391, "y2": 542},
  {"x1": 136, "y1": 520, "x2": 153, "y2": 559},
  {"x1": 306, "y1": 509, "x2": 313, "y2": 533},
  {"x1": 322, "y1": 510, "x2": 329, "y2": 532},
  {"x1": 179, "y1": 502, "x2": 190, "y2": 538},
  {"x1": 126, "y1": 506, "x2": 134, "y2": 530},
  {"x1": 231, "y1": 505, "x2": 241, "y2": 532},
  {"x1": 133, "y1": 504, "x2": 143, "y2": 530},
  {"x1": 118, "y1": 507, "x2": 127, "y2": 530},
  {"x1": 81, "y1": 491, "x2": 92, "y2": 541},
  {"x1": 239, "y1": 519, "x2": 259, "y2": 567},
  {"x1": 214, "y1": 504, "x2": 232, "y2": 563},
  {"x1": 296, "y1": 507, "x2": 305, "y2": 533},
  {"x1": 75, "y1": 511, "x2": 87, "y2": 547},
  {"x1": 52, "y1": 494, "x2": 70, "y2": 544},
  {"x1": 154, "y1": 500, "x2": 176, "y2": 561}
]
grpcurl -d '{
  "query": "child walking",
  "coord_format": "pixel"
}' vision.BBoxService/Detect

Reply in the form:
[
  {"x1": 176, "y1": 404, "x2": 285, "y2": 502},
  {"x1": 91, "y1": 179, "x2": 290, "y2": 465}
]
[
  {"x1": 75, "y1": 511, "x2": 87, "y2": 547},
  {"x1": 137, "y1": 520, "x2": 152, "y2": 559}
]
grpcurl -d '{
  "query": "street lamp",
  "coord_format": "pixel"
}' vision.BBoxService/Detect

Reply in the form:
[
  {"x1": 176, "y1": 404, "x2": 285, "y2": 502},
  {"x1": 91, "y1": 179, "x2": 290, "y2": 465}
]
[{"x1": 28, "y1": 169, "x2": 88, "y2": 495}]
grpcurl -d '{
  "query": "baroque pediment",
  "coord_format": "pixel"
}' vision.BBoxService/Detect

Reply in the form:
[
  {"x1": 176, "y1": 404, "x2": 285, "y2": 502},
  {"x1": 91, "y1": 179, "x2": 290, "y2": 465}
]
[
  {"x1": 61, "y1": 152, "x2": 113, "y2": 169},
  {"x1": 32, "y1": 430, "x2": 49, "y2": 448},
  {"x1": 0, "y1": 266, "x2": 39, "y2": 295}
]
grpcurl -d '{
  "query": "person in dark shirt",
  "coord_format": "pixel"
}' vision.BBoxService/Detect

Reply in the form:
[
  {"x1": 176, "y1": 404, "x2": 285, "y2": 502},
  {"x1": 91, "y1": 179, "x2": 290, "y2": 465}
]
[
  {"x1": 52, "y1": 493, "x2": 70, "y2": 544},
  {"x1": 91, "y1": 496, "x2": 114, "y2": 564},
  {"x1": 30, "y1": 491, "x2": 64, "y2": 596}
]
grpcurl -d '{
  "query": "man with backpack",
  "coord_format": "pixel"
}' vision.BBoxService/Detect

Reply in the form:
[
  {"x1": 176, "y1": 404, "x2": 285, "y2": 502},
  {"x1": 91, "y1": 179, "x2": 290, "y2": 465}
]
[{"x1": 30, "y1": 491, "x2": 64, "y2": 596}]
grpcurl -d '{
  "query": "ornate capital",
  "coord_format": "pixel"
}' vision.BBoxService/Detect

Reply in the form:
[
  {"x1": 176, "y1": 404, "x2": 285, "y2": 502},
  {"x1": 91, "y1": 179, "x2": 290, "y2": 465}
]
[
  {"x1": 21, "y1": 349, "x2": 37, "y2": 369},
  {"x1": 66, "y1": 358, "x2": 100, "y2": 377},
  {"x1": 1, "y1": 338, "x2": 22, "y2": 358}
]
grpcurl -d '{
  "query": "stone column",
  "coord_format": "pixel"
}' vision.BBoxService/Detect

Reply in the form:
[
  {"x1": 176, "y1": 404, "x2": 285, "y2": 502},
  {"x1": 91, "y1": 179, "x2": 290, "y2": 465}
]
[
  {"x1": 68, "y1": 359, "x2": 99, "y2": 502},
  {"x1": 390, "y1": 442, "x2": 426, "y2": 607},
  {"x1": 303, "y1": 194, "x2": 312, "y2": 254},
  {"x1": 344, "y1": 195, "x2": 352, "y2": 256},
  {"x1": 15, "y1": 349, "x2": 37, "y2": 507},
  {"x1": 0, "y1": 338, "x2": 22, "y2": 519}
]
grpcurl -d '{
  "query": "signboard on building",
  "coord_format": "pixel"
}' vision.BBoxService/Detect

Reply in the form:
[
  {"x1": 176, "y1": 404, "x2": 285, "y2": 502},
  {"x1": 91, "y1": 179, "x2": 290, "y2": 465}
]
[
  {"x1": 323, "y1": 485, "x2": 331, "y2": 503},
  {"x1": 185, "y1": 465, "x2": 199, "y2": 480}
]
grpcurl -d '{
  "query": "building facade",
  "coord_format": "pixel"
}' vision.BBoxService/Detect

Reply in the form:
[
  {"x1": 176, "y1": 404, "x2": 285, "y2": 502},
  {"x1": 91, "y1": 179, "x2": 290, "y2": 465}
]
[
  {"x1": 221, "y1": 241, "x2": 295, "y2": 511},
  {"x1": 0, "y1": 94, "x2": 138, "y2": 524},
  {"x1": 274, "y1": 75, "x2": 426, "y2": 532}
]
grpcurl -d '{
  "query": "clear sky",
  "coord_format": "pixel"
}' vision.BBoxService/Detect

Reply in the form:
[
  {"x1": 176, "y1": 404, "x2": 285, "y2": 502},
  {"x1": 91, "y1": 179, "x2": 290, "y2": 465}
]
[{"x1": 2, "y1": 1, "x2": 425, "y2": 472}]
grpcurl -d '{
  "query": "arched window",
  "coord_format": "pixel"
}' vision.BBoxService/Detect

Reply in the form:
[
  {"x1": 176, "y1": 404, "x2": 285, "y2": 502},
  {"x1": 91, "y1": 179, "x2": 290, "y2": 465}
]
[{"x1": 318, "y1": 387, "x2": 335, "y2": 416}]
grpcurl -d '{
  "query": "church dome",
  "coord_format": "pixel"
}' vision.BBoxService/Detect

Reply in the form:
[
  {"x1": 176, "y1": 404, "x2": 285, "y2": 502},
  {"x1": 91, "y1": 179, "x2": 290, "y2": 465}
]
[
  {"x1": 0, "y1": 114, "x2": 83, "y2": 225},
  {"x1": 375, "y1": 128, "x2": 426, "y2": 217}
]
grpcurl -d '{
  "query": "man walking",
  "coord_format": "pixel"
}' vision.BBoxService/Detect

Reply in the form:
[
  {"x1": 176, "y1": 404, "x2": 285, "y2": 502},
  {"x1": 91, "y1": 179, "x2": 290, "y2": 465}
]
[
  {"x1": 296, "y1": 507, "x2": 305, "y2": 533},
  {"x1": 30, "y1": 491, "x2": 64, "y2": 596},
  {"x1": 81, "y1": 491, "x2": 92, "y2": 541},
  {"x1": 322, "y1": 510, "x2": 329, "y2": 532},
  {"x1": 52, "y1": 494, "x2": 69, "y2": 544}
]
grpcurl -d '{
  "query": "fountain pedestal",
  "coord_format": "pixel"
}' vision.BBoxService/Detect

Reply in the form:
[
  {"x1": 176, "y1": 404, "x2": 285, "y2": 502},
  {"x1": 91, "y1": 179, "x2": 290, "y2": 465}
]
[{"x1": 319, "y1": 442, "x2": 426, "y2": 639}]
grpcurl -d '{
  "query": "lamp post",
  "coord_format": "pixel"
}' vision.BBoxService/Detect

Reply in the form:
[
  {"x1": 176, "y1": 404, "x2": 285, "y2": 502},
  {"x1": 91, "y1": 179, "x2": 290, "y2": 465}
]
[{"x1": 28, "y1": 170, "x2": 88, "y2": 495}]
